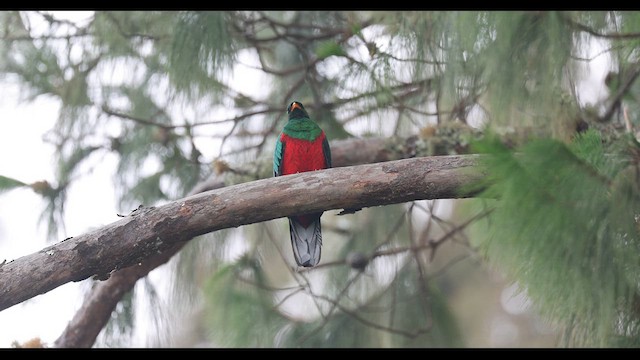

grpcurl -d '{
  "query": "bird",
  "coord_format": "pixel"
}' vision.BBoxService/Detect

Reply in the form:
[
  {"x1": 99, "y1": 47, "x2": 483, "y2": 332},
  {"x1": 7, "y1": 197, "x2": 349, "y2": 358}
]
[{"x1": 273, "y1": 101, "x2": 332, "y2": 267}]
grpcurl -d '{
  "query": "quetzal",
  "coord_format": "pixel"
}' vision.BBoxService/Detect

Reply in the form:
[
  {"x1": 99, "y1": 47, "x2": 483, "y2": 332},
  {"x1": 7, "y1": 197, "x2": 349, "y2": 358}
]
[{"x1": 273, "y1": 101, "x2": 332, "y2": 267}]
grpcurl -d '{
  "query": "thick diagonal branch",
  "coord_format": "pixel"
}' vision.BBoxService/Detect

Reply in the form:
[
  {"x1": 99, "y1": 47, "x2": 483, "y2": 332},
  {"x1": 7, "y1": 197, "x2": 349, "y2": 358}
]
[
  {"x1": 52, "y1": 135, "x2": 426, "y2": 347},
  {"x1": 0, "y1": 154, "x2": 483, "y2": 315},
  {"x1": 49, "y1": 134, "x2": 480, "y2": 348}
]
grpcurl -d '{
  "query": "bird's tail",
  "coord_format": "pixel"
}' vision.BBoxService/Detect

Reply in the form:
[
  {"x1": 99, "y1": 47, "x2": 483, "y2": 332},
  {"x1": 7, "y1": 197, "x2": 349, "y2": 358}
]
[{"x1": 289, "y1": 216, "x2": 322, "y2": 267}]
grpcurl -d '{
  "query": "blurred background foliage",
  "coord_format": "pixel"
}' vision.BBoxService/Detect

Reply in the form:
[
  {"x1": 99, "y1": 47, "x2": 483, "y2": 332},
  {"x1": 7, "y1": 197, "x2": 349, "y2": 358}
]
[{"x1": 2, "y1": 10, "x2": 640, "y2": 347}]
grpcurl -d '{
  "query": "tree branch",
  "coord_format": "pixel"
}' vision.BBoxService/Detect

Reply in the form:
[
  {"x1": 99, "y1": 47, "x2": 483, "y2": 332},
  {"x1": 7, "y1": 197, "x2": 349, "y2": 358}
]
[
  {"x1": 0, "y1": 154, "x2": 484, "y2": 315},
  {"x1": 601, "y1": 63, "x2": 640, "y2": 123},
  {"x1": 564, "y1": 17, "x2": 640, "y2": 40},
  {"x1": 53, "y1": 243, "x2": 183, "y2": 348},
  {"x1": 52, "y1": 134, "x2": 480, "y2": 348}
]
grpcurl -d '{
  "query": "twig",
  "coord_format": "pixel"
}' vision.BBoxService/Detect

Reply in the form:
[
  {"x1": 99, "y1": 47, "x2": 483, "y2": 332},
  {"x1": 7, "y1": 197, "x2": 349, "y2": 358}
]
[
  {"x1": 601, "y1": 63, "x2": 640, "y2": 123},
  {"x1": 565, "y1": 17, "x2": 640, "y2": 40}
]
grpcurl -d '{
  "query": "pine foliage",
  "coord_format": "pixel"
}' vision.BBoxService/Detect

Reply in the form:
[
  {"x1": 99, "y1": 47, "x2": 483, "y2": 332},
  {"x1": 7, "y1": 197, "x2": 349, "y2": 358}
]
[{"x1": 471, "y1": 130, "x2": 640, "y2": 346}]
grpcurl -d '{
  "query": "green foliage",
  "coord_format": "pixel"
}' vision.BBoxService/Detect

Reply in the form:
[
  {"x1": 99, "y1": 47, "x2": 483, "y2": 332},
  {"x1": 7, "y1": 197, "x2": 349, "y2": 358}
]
[
  {"x1": 484, "y1": 12, "x2": 573, "y2": 121},
  {"x1": 315, "y1": 40, "x2": 346, "y2": 60},
  {"x1": 470, "y1": 130, "x2": 640, "y2": 346},
  {"x1": 394, "y1": 268, "x2": 463, "y2": 348},
  {"x1": 97, "y1": 289, "x2": 136, "y2": 347},
  {"x1": 128, "y1": 171, "x2": 166, "y2": 206},
  {"x1": 57, "y1": 146, "x2": 101, "y2": 184},
  {"x1": 169, "y1": 11, "x2": 235, "y2": 95},
  {"x1": 0, "y1": 175, "x2": 27, "y2": 194},
  {"x1": 203, "y1": 257, "x2": 286, "y2": 347},
  {"x1": 202, "y1": 244, "x2": 463, "y2": 348}
]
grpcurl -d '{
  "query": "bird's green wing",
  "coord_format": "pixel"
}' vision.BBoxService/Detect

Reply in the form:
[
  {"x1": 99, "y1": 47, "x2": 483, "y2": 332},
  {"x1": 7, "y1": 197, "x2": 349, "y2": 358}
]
[{"x1": 274, "y1": 135, "x2": 285, "y2": 177}]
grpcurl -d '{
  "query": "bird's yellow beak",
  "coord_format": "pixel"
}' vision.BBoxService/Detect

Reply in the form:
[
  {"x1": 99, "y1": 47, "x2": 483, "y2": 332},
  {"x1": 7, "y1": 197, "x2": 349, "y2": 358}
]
[{"x1": 291, "y1": 102, "x2": 302, "y2": 112}]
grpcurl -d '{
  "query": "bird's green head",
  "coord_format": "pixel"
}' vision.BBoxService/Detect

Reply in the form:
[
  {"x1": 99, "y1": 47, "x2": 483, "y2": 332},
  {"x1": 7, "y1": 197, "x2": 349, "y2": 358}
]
[{"x1": 287, "y1": 101, "x2": 309, "y2": 120}]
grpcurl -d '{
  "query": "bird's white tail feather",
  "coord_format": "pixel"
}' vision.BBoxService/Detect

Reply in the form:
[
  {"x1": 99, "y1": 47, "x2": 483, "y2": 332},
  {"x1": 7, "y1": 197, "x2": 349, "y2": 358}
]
[{"x1": 289, "y1": 217, "x2": 322, "y2": 267}]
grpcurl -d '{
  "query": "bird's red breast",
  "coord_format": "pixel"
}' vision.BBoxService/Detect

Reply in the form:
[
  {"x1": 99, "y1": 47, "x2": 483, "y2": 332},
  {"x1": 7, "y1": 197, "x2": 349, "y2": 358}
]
[{"x1": 279, "y1": 132, "x2": 329, "y2": 176}]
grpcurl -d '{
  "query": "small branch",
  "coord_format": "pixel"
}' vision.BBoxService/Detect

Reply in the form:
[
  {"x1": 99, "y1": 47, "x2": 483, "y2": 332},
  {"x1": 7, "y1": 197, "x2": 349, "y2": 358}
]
[
  {"x1": 299, "y1": 209, "x2": 491, "y2": 273},
  {"x1": 565, "y1": 17, "x2": 640, "y2": 40},
  {"x1": 101, "y1": 105, "x2": 173, "y2": 130},
  {"x1": 570, "y1": 44, "x2": 626, "y2": 62},
  {"x1": 310, "y1": 292, "x2": 431, "y2": 339},
  {"x1": 101, "y1": 105, "x2": 281, "y2": 130},
  {"x1": 624, "y1": 105, "x2": 633, "y2": 134},
  {"x1": 295, "y1": 271, "x2": 365, "y2": 345},
  {"x1": 102, "y1": 11, "x2": 166, "y2": 41},
  {"x1": 1, "y1": 33, "x2": 92, "y2": 41},
  {"x1": 53, "y1": 243, "x2": 183, "y2": 348},
  {"x1": 428, "y1": 208, "x2": 493, "y2": 261},
  {"x1": 601, "y1": 63, "x2": 640, "y2": 123}
]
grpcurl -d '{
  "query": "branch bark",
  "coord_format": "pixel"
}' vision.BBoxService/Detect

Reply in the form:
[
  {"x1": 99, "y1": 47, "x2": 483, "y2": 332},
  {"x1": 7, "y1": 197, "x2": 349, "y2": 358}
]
[
  {"x1": 51, "y1": 134, "x2": 480, "y2": 348},
  {"x1": 1, "y1": 154, "x2": 483, "y2": 312}
]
